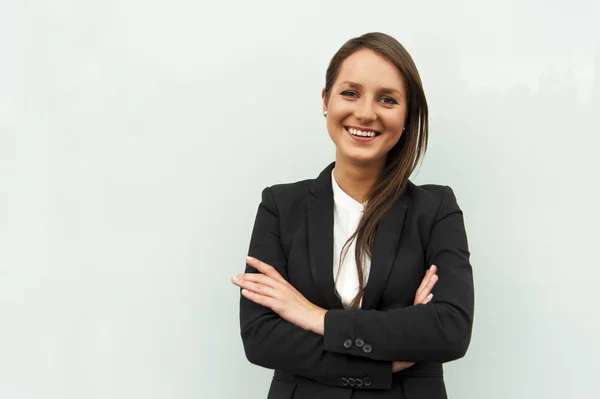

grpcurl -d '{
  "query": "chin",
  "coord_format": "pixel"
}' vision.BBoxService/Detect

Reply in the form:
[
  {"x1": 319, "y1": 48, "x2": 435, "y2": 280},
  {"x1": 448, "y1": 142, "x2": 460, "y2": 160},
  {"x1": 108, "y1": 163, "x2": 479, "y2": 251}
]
[{"x1": 342, "y1": 151, "x2": 383, "y2": 166}]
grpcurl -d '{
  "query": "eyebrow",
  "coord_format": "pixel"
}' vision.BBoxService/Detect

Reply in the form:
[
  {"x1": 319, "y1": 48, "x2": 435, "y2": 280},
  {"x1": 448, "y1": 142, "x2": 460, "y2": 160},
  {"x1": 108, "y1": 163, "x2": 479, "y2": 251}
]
[{"x1": 339, "y1": 81, "x2": 404, "y2": 97}]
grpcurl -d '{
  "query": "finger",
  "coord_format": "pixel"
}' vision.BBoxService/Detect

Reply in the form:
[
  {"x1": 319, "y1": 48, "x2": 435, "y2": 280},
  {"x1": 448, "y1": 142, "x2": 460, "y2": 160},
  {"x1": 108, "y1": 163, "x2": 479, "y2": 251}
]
[
  {"x1": 423, "y1": 293, "x2": 433, "y2": 304},
  {"x1": 395, "y1": 361, "x2": 416, "y2": 371},
  {"x1": 416, "y1": 265, "x2": 437, "y2": 297},
  {"x1": 246, "y1": 257, "x2": 287, "y2": 283},
  {"x1": 415, "y1": 274, "x2": 438, "y2": 304},
  {"x1": 241, "y1": 289, "x2": 277, "y2": 310},
  {"x1": 424, "y1": 273, "x2": 439, "y2": 293},
  {"x1": 415, "y1": 268, "x2": 432, "y2": 295},
  {"x1": 416, "y1": 265, "x2": 437, "y2": 294},
  {"x1": 235, "y1": 273, "x2": 281, "y2": 290},
  {"x1": 233, "y1": 278, "x2": 277, "y2": 298}
]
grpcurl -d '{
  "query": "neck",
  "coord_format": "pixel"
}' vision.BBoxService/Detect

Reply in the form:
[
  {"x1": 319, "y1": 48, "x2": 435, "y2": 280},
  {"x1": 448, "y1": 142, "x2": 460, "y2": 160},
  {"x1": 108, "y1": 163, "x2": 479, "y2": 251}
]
[{"x1": 333, "y1": 154, "x2": 385, "y2": 204}]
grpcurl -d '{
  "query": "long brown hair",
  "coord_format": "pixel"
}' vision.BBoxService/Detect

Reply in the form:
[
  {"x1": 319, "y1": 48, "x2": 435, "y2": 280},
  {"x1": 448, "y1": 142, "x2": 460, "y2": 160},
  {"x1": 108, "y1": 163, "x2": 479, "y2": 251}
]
[{"x1": 324, "y1": 32, "x2": 429, "y2": 308}]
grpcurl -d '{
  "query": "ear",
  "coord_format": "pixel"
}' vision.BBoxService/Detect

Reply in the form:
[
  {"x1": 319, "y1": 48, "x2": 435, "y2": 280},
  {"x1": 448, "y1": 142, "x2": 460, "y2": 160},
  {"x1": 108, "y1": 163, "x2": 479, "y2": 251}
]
[{"x1": 321, "y1": 88, "x2": 327, "y2": 111}]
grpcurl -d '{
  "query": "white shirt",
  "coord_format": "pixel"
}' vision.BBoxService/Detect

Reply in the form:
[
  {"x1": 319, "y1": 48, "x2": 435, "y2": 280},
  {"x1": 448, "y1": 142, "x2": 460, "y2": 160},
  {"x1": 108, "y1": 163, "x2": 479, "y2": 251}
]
[{"x1": 331, "y1": 169, "x2": 371, "y2": 309}]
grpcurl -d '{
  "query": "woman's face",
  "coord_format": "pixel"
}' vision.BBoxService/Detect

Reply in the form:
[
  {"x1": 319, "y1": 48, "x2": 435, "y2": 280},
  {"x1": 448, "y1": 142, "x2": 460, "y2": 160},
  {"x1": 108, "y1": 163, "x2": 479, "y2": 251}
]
[{"x1": 323, "y1": 48, "x2": 407, "y2": 167}]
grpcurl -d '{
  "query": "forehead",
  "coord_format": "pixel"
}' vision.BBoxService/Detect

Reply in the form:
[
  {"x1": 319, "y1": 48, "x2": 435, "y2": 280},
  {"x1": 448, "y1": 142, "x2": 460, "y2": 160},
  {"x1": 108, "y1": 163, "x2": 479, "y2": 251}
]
[{"x1": 335, "y1": 48, "x2": 405, "y2": 91}]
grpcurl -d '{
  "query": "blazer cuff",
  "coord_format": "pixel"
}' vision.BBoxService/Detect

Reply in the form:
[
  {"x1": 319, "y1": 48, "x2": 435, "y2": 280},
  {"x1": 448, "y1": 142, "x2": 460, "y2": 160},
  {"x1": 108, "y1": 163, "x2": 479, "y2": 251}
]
[
  {"x1": 323, "y1": 309, "x2": 392, "y2": 389},
  {"x1": 324, "y1": 308, "x2": 398, "y2": 361},
  {"x1": 324, "y1": 309, "x2": 369, "y2": 355}
]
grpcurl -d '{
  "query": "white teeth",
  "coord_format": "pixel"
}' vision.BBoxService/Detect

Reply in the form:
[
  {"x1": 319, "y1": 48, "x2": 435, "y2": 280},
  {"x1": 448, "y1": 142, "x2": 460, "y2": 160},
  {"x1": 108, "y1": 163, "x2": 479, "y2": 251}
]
[{"x1": 348, "y1": 127, "x2": 377, "y2": 137}]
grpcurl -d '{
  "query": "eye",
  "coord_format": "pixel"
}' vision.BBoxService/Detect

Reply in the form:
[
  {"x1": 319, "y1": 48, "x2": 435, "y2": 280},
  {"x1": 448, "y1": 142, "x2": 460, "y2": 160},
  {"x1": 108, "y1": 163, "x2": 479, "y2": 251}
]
[
  {"x1": 341, "y1": 90, "x2": 358, "y2": 98},
  {"x1": 381, "y1": 97, "x2": 398, "y2": 105}
]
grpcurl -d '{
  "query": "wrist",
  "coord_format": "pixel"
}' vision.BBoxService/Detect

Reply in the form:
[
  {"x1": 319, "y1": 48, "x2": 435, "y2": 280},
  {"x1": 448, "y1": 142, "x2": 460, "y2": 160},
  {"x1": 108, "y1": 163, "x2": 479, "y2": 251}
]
[{"x1": 310, "y1": 307, "x2": 327, "y2": 335}]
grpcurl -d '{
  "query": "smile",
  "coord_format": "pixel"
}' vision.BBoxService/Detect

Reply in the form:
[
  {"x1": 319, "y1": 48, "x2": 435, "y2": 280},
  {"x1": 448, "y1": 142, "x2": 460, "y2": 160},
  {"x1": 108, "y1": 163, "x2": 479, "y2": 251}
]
[{"x1": 344, "y1": 126, "x2": 381, "y2": 141}]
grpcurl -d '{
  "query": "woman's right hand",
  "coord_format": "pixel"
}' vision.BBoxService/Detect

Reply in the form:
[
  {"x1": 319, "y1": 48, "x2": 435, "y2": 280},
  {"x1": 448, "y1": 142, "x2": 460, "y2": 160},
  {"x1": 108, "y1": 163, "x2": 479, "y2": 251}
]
[{"x1": 392, "y1": 265, "x2": 439, "y2": 373}]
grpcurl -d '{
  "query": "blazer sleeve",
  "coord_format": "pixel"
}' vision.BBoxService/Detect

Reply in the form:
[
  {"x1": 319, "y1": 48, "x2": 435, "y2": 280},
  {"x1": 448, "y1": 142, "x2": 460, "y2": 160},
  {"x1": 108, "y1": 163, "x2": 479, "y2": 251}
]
[
  {"x1": 323, "y1": 185, "x2": 474, "y2": 362},
  {"x1": 239, "y1": 186, "x2": 394, "y2": 390}
]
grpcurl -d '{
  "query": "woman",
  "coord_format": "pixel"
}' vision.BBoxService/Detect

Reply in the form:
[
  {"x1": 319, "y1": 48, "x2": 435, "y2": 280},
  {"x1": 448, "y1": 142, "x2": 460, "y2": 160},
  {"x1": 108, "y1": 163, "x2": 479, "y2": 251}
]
[{"x1": 231, "y1": 32, "x2": 474, "y2": 399}]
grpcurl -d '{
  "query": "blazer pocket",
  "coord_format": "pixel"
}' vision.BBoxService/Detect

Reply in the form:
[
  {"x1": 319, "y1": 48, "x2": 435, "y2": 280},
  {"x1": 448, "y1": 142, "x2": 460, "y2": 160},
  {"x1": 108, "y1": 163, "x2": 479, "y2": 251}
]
[
  {"x1": 267, "y1": 377, "x2": 298, "y2": 399},
  {"x1": 401, "y1": 376, "x2": 447, "y2": 399}
]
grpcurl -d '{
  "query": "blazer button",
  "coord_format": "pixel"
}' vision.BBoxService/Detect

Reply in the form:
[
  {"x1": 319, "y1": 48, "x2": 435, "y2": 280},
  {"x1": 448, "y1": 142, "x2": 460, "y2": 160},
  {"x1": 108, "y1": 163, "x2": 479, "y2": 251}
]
[
  {"x1": 355, "y1": 378, "x2": 364, "y2": 387},
  {"x1": 355, "y1": 338, "x2": 364, "y2": 347},
  {"x1": 362, "y1": 343, "x2": 372, "y2": 353},
  {"x1": 340, "y1": 377, "x2": 349, "y2": 386},
  {"x1": 348, "y1": 378, "x2": 356, "y2": 387},
  {"x1": 363, "y1": 376, "x2": 372, "y2": 387},
  {"x1": 343, "y1": 339, "x2": 353, "y2": 349}
]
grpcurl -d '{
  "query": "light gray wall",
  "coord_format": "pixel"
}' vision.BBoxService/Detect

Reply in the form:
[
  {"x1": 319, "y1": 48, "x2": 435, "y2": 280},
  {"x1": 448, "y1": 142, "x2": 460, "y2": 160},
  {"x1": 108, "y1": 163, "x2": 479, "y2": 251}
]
[{"x1": 1, "y1": 0, "x2": 599, "y2": 398}]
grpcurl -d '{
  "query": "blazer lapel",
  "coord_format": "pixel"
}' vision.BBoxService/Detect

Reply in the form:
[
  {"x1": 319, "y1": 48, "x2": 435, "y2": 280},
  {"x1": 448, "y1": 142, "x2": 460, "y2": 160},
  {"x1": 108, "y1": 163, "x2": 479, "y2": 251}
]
[
  {"x1": 361, "y1": 193, "x2": 411, "y2": 310},
  {"x1": 306, "y1": 162, "x2": 344, "y2": 309},
  {"x1": 306, "y1": 161, "x2": 412, "y2": 311}
]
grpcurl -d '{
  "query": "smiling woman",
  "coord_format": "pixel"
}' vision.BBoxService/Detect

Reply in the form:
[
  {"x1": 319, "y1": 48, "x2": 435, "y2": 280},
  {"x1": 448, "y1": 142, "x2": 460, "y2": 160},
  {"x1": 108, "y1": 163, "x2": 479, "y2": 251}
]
[
  {"x1": 324, "y1": 48, "x2": 409, "y2": 167},
  {"x1": 232, "y1": 32, "x2": 474, "y2": 399}
]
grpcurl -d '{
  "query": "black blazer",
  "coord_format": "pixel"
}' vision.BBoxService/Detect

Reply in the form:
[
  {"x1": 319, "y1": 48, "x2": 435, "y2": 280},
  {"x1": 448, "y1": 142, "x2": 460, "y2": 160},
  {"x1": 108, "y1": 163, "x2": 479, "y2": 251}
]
[{"x1": 239, "y1": 162, "x2": 474, "y2": 399}]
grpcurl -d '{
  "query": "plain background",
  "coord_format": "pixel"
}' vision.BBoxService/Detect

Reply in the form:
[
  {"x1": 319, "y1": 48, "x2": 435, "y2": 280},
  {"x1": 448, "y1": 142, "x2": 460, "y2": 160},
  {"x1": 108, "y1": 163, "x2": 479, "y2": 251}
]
[{"x1": 1, "y1": 0, "x2": 599, "y2": 398}]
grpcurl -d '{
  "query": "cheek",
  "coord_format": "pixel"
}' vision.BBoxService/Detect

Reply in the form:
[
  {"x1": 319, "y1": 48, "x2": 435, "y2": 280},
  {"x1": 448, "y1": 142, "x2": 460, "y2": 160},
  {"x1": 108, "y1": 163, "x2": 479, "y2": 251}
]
[
  {"x1": 382, "y1": 113, "x2": 406, "y2": 134},
  {"x1": 380, "y1": 114, "x2": 406, "y2": 148},
  {"x1": 328, "y1": 98, "x2": 354, "y2": 119},
  {"x1": 325, "y1": 116, "x2": 343, "y2": 144}
]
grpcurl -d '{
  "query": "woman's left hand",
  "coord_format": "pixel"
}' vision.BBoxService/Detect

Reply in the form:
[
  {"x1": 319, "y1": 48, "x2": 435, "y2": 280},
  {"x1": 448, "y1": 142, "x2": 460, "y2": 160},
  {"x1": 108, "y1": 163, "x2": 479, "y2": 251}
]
[{"x1": 232, "y1": 256, "x2": 327, "y2": 335}]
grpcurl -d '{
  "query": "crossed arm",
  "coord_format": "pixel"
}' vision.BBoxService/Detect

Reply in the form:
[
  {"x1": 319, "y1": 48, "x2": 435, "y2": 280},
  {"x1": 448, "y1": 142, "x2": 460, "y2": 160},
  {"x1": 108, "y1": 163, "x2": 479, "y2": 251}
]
[
  {"x1": 233, "y1": 257, "x2": 438, "y2": 370},
  {"x1": 233, "y1": 186, "x2": 474, "y2": 390}
]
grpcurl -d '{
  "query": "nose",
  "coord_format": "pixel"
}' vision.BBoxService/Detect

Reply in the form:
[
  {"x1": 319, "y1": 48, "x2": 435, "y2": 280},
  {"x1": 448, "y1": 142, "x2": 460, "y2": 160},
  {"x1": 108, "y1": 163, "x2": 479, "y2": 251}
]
[{"x1": 354, "y1": 98, "x2": 377, "y2": 122}]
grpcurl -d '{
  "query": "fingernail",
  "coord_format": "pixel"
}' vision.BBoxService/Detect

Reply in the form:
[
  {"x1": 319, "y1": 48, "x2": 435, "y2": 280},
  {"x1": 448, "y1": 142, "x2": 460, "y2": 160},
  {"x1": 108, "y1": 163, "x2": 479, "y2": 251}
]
[
  {"x1": 246, "y1": 256, "x2": 254, "y2": 262},
  {"x1": 231, "y1": 275, "x2": 238, "y2": 281},
  {"x1": 430, "y1": 275, "x2": 437, "y2": 281}
]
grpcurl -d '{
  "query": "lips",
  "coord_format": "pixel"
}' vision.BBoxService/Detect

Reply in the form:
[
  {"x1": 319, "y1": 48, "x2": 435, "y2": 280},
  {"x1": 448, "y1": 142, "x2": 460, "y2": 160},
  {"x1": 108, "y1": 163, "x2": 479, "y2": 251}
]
[
  {"x1": 345, "y1": 125, "x2": 381, "y2": 136},
  {"x1": 346, "y1": 125, "x2": 380, "y2": 132},
  {"x1": 344, "y1": 126, "x2": 380, "y2": 142}
]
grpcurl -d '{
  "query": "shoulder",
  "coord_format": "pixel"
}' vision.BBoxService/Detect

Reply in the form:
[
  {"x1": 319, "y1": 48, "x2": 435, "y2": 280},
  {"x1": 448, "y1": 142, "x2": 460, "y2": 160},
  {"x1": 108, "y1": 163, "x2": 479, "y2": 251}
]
[
  {"x1": 407, "y1": 181, "x2": 449, "y2": 201},
  {"x1": 268, "y1": 178, "x2": 314, "y2": 201},
  {"x1": 256, "y1": 177, "x2": 315, "y2": 215},
  {"x1": 406, "y1": 181, "x2": 462, "y2": 215}
]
